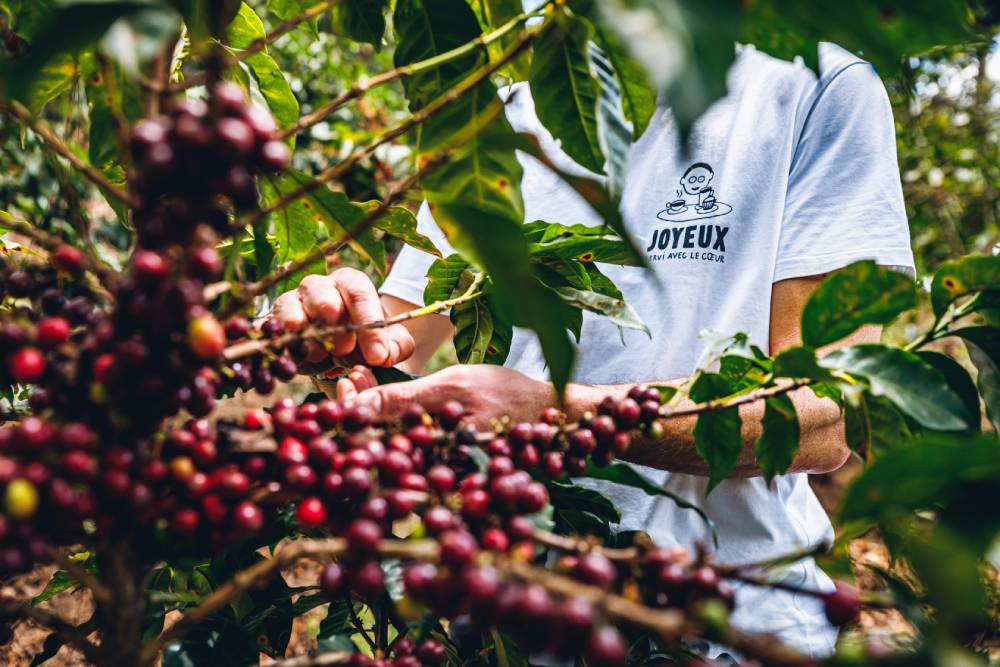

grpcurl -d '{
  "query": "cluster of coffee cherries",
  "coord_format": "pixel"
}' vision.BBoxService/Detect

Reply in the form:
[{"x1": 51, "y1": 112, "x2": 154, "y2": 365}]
[
  {"x1": 0, "y1": 417, "x2": 100, "y2": 574},
  {"x1": 129, "y1": 81, "x2": 290, "y2": 249},
  {"x1": 342, "y1": 635, "x2": 446, "y2": 667}
]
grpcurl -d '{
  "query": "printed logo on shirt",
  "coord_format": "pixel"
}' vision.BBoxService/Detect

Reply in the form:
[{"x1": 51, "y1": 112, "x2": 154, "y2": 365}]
[{"x1": 647, "y1": 162, "x2": 731, "y2": 264}]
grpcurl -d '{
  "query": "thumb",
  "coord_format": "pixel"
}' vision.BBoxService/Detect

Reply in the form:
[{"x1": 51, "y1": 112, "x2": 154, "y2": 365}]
[{"x1": 355, "y1": 379, "x2": 425, "y2": 421}]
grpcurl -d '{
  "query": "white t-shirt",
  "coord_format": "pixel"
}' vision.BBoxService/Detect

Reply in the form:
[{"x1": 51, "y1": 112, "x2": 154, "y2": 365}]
[{"x1": 380, "y1": 43, "x2": 914, "y2": 656}]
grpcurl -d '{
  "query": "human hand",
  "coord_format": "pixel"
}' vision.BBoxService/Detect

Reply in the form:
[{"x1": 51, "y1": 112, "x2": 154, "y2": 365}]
[
  {"x1": 334, "y1": 364, "x2": 556, "y2": 428},
  {"x1": 269, "y1": 269, "x2": 414, "y2": 368}
]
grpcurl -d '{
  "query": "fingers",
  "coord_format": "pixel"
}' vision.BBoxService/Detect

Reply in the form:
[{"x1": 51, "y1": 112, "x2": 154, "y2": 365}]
[
  {"x1": 298, "y1": 274, "x2": 345, "y2": 325},
  {"x1": 336, "y1": 366, "x2": 378, "y2": 403},
  {"x1": 271, "y1": 291, "x2": 307, "y2": 332},
  {"x1": 330, "y1": 269, "x2": 396, "y2": 366}
]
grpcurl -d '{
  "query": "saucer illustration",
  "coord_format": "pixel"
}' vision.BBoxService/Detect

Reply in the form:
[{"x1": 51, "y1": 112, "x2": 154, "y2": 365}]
[{"x1": 657, "y1": 201, "x2": 732, "y2": 223}]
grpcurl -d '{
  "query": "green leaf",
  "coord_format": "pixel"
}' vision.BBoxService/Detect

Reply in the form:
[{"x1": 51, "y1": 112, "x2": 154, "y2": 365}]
[
  {"x1": 423, "y1": 254, "x2": 472, "y2": 305},
  {"x1": 0, "y1": 1, "x2": 152, "y2": 104},
  {"x1": 451, "y1": 295, "x2": 512, "y2": 365},
  {"x1": 392, "y1": 0, "x2": 485, "y2": 112},
  {"x1": 801, "y1": 261, "x2": 916, "y2": 348},
  {"x1": 169, "y1": 0, "x2": 240, "y2": 39},
  {"x1": 547, "y1": 480, "x2": 621, "y2": 523},
  {"x1": 594, "y1": 0, "x2": 737, "y2": 143},
  {"x1": 529, "y1": 15, "x2": 604, "y2": 173},
  {"x1": 821, "y1": 344, "x2": 970, "y2": 432},
  {"x1": 951, "y1": 326, "x2": 1000, "y2": 433},
  {"x1": 582, "y1": 461, "x2": 716, "y2": 541},
  {"x1": 514, "y1": 133, "x2": 646, "y2": 267},
  {"x1": 844, "y1": 393, "x2": 913, "y2": 460},
  {"x1": 555, "y1": 508, "x2": 612, "y2": 539},
  {"x1": 591, "y1": 24, "x2": 656, "y2": 139},
  {"x1": 525, "y1": 220, "x2": 643, "y2": 266},
  {"x1": 773, "y1": 345, "x2": 833, "y2": 381},
  {"x1": 754, "y1": 394, "x2": 800, "y2": 484},
  {"x1": 552, "y1": 286, "x2": 649, "y2": 335},
  {"x1": 261, "y1": 169, "x2": 386, "y2": 286},
  {"x1": 741, "y1": 0, "x2": 975, "y2": 79},
  {"x1": 25, "y1": 53, "x2": 78, "y2": 114},
  {"x1": 930, "y1": 255, "x2": 1000, "y2": 317},
  {"x1": 32, "y1": 569, "x2": 77, "y2": 605},
  {"x1": 226, "y1": 3, "x2": 300, "y2": 134},
  {"x1": 332, "y1": 0, "x2": 389, "y2": 46},
  {"x1": 689, "y1": 373, "x2": 743, "y2": 493},
  {"x1": 469, "y1": 0, "x2": 528, "y2": 80},
  {"x1": 368, "y1": 204, "x2": 440, "y2": 258},
  {"x1": 318, "y1": 597, "x2": 355, "y2": 638},
  {"x1": 840, "y1": 434, "x2": 1000, "y2": 525},
  {"x1": 917, "y1": 350, "x2": 981, "y2": 433}
]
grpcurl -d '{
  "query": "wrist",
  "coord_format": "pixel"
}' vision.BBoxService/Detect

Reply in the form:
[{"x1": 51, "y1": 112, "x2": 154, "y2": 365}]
[{"x1": 562, "y1": 382, "x2": 630, "y2": 422}]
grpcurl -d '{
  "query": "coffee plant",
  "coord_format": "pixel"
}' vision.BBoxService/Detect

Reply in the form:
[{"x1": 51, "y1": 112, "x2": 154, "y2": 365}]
[{"x1": 0, "y1": 1, "x2": 998, "y2": 666}]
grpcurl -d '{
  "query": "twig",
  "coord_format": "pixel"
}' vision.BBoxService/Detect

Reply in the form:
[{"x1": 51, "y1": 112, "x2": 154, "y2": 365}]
[
  {"x1": 657, "y1": 380, "x2": 813, "y2": 420},
  {"x1": 234, "y1": 21, "x2": 539, "y2": 231},
  {"x1": 168, "y1": 0, "x2": 338, "y2": 93},
  {"x1": 275, "y1": 8, "x2": 538, "y2": 141},
  {"x1": 0, "y1": 600, "x2": 101, "y2": 663},
  {"x1": 139, "y1": 538, "x2": 438, "y2": 664},
  {"x1": 529, "y1": 529, "x2": 641, "y2": 562},
  {"x1": 221, "y1": 288, "x2": 482, "y2": 361},
  {"x1": 220, "y1": 153, "x2": 447, "y2": 318},
  {"x1": 1, "y1": 214, "x2": 119, "y2": 290},
  {"x1": 346, "y1": 594, "x2": 377, "y2": 651},
  {"x1": 4, "y1": 101, "x2": 138, "y2": 208},
  {"x1": 51, "y1": 549, "x2": 112, "y2": 607}
]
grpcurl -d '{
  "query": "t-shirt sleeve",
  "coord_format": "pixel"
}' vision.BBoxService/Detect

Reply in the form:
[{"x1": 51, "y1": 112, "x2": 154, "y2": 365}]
[
  {"x1": 378, "y1": 201, "x2": 456, "y2": 306},
  {"x1": 775, "y1": 60, "x2": 914, "y2": 282}
]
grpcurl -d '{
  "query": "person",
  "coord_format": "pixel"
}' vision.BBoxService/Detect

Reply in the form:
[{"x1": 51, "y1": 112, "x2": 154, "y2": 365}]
[{"x1": 269, "y1": 42, "x2": 914, "y2": 657}]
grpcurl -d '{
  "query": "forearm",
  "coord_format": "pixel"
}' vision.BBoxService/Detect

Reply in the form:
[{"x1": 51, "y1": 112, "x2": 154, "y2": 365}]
[{"x1": 565, "y1": 381, "x2": 850, "y2": 477}]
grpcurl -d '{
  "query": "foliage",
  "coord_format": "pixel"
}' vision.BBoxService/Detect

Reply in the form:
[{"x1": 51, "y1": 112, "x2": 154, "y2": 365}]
[{"x1": 0, "y1": 1, "x2": 998, "y2": 666}]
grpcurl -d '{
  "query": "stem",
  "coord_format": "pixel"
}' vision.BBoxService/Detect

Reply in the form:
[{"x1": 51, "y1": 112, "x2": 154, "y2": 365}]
[
  {"x1": 0, "y1": 600, "x2": 101, "y2": 663},
  {"x1": 276, "y1": 8, "x2": 538, "y2": 141},
  {"x1": 167, "y1": 0, "x2": 338, "y2": 93},
  {"x1": 529, "y1": 528, "x2": 642, "y2": 562},
  {"x1": 220, "y1": 153, "x2": 447, "y2": 318},
  {"x1": 51, "y1": 549, "x2": 112, "y2": 607},
  {"x1": 346, "y1": 594, "x2": 378, "y2": 651},
  {"x1": 657, "y1": 380, "x2": 812, "y2": 420},
  {"x1": 139, "y1": 538, "x2": 439, "y2": 664},
  {"x1": 221, "y1": 288, "x2": 483, "y2": 361},
  {"x1": 3, "y1": 101, "x2": 138, "y2": 208},
  {"x1": 1, "y1": 214, "x2": 118, "y2": 291},
  {"x1": 235, "y1": 21, "x2": 539, "y2": 231}
]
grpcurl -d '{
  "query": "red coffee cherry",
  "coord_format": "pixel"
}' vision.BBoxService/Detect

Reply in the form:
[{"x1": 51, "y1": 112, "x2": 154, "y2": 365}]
[
  {"x1": 439, "y1": 530, "x2": 478, "y2": 567},
  {"x1": 585, "y1": 625, "x2": 627, "y2": 667},
  {"x1": 233, "y1": 501, "x2": 264, "y2": 534},
  {"x1": 9, "y1": 347, "x2": 46, "y2": 383},
  {"x1": 320, "y1": 561, "x2": 345, "y2": 596},
  {"x1": 346, "y1": 518, "x2": 383, "y2": 556},
  {"x1": 295, "y1": 497, "x2": 327, "y2": 528},
  {"x1": 36, "y1": 317, "x2": 71, "y2": 348},
  {"x1": 573, "y1": 552, "x2": 617, "y2": 589},
  {"x1": 824, "y1": 581, "x2": 861, "y2": 626},
  {"x1": 52, "y1": 245, "x2": 84, "y2": 273}
]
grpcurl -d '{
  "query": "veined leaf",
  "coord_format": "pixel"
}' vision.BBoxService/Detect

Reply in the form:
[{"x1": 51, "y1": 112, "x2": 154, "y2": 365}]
[
  {"x1": 332, "y1": 0, "x2": 389, "y2": 47},
  {"x1": 917, "y1": 350, "x2": 981, "y2": 433},
  {"x1": 226, "y1": 3, "x2": 299, "y2": 134},
  {"x1": 801, "y1": 261, "x2": 916, "y2": 348},
  {"x1": 553, "y1": 286, "x2": 648, "y2": 335},
  {"x1": 689, "y1": 372, "x2": 743, "y2": 493},
  {"x1": 930, "y1": 255, "x2": 1000, "y2": 317},
  {"x1": 595, "y1": 0, "x2": 738, "y2": 143},
  {"x1": 0, "y1": 1, "x2": 152, "y2": 104},
  {"x1": 525, "y1": 220, "x2": 643, "y2": 266},
  {"x1": 591, "y1": 24, "x2": 656, "y2": 139},
  {"x1": 364, "y1": 203, "x2": 440, "y2": 258},
  {"x1": 822, "y1": 344, "x2": 969, "y2": 432},
  {"x1": 424, "y1": 254, "x2": 473, "y2": 305},
  {"x1": 392, "y1": 0, "x2": 485, "y2": 112},
  {"x1": 773, "y1": 345, "x2": 834, "y2": 381},
  {"x1": 530, "y1": 14, "x2": 604, "y2": 173},
  {"x1": 754, "y1": 393, "x2": 800, "y2": 484},
  {"x1": 547, "y1": 480, "x2": 621, "y2": 523},
  {"x1": 451, "y1": 295, "x2": 512, "y2": 365},
  {"x1": 844, "y1": 393, "x2": 913, "y2": 461},
  {"x1": 951, "y1": 326, "x2": 1000, "y2": 432}
]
